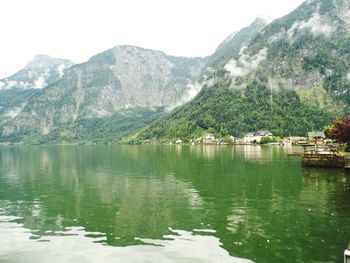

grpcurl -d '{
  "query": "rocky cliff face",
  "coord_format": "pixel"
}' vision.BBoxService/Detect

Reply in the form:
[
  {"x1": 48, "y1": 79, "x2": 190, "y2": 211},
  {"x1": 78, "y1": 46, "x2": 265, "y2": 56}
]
[
  {"x1": 0, "y1": 54, "x2": 74, "y2": 90},
  {"x1": 0, "y1": 46, "x2": 204, "y2": 141},
  {"x1": 0, "y1": 55, "x2": 74, "y2": 127},
  {"x1": 233, "y1": 0, "x2": 350, "y2": 112},
  {"x1": 205, "y1": 17, "x2": 268, "y2": 70},
  {"x1": 3, "y1": 0, "x2": 348, "y2": 143},
  {"x1": 207, "y1": 0, "x2": 350, "y2": 115},
  {"x1": 135, "y1": 0, "x2": 350, "y2": 141}
]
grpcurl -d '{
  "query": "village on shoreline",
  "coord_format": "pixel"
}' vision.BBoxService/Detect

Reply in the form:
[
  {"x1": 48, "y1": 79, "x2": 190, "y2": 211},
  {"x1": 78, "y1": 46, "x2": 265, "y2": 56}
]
[
  {"x1": 156, "y1": 130, "x2": 328, "y2": 146},
  {"x1": 160, "y1": 130, "x2": 349, "y2": 169}
]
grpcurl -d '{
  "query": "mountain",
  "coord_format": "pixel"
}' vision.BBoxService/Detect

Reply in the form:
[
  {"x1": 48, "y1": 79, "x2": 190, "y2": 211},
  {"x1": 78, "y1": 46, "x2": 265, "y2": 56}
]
[
  {"x1": 204, "y1": 17, "x2": 268, "y2": 70},
  {"x1": 0, "y1": 17, "x2": 264, "y2": 144},
  {"x1": 134, "y1": 75, "x2": 335, "y2": 143},
  {"x1": 0, "y1": 46, "x2": 204, "y2": 143},
  {"x1": 245, "y1": 0, "x2": 350, "y2": 111},
  {"x1": 135, "y1": 0, "x2": 350, "y2": 142},
  {"x1": 0, "y1": 55, "x2": 74, "y2": 127},
  {"x1": 0, "y1": 54, "x2": 74, "y2": 90},
  {"x1": 3, "y1": 0, "x2": 348, "y2": 144}
]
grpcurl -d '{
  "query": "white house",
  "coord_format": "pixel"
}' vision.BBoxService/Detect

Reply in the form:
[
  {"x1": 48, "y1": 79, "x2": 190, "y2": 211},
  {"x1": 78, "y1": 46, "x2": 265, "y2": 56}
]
[
  {"x1": 307, "y1": 131, "x2": 326, "y2": 140},
  {"x1": 243, "y1": 133, "x2": 255, "y2": 144},
  {"x1": 175, "y1": 139, "x2": 183, "y2": 144},
  {"x1": 243, "y1": 131, "x2": 273, "y2": 144},
  {"x1": 203, "y1": 133, "x2": 215, "y2": 144}
]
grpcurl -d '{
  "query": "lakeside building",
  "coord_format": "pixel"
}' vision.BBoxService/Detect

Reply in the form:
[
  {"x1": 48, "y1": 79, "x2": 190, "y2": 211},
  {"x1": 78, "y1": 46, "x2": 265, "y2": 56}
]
[
  {"x1": 175, "y1": 139, "x2": 183, "y2": 144},
  {"x1": 203, "y1": 133, "x2": 216, "y2": 144},
  {"x1": 189, "y1": 133, "x2": 235, "y2": 145},
  {"x1": 307, "y1": 131, "x2": 326, "y2": 140},
  {"x1": 243, "y1": 131, "x2": 273, "y2": 144},
  {"x1": 282, "y1": 136, "x2": 307, "y2": 145}
]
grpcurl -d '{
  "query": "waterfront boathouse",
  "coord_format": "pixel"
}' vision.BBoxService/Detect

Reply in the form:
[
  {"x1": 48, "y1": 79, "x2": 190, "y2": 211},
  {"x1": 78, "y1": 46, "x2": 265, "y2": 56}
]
[{"x1": 301, "y1": 144, "x2": 345, "y2": 168}]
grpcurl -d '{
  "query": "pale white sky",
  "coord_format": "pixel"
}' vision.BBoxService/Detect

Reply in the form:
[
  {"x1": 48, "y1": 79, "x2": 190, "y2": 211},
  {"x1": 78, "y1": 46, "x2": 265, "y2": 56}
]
[{"x1": 0, "y1": 0, "x2": 305, "y2": 78}]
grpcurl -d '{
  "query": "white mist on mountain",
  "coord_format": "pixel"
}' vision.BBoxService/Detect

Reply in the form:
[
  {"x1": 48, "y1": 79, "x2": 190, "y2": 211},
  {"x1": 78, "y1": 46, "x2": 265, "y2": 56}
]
[
  {"x1": 225, "y1": 47, "x2": 268, "y2": 77},
  {"x1": 182, "y1": 82, "x2": 202, "y2": 103},
  {"x1": 0, "y1": 55, "x2": 73, "y2": 91},
  {"x1": 34, "y1": 77, "x2": 46, "y2": 89},
  {"x1": 287, "y1": 12, "x2": 334, "y2": 40},
  {"x1": 57, "y1": 64, "x2": 67, "y2": 77},
  {"x1": 168, "y1": 82, "x2": 203, "y2": 111}
]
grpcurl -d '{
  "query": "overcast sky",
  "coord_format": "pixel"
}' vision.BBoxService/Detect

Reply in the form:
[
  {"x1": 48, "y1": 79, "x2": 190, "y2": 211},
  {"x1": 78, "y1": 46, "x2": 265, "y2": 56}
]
[{"x1": 0, "y1": 0, "x2": 305, "y2": 78}]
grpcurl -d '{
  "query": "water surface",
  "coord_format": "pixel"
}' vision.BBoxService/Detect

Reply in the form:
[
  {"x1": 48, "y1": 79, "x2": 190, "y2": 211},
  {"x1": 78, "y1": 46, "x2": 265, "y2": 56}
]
[{"x1": 0, "y1": 145, "x2": 349, "y2": 262}]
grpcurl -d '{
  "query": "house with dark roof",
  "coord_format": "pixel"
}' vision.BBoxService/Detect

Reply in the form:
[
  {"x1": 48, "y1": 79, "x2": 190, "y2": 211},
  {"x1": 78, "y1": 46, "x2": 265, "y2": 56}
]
[{"x1": 307, "y1": 131, "x2": 326, "y2": 140}]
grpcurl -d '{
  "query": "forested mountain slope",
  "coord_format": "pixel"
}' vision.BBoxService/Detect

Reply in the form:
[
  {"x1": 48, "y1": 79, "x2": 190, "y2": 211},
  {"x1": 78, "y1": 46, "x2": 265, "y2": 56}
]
[{"x1": 135, "y1": 0, "x2": 350, "y2": 142}]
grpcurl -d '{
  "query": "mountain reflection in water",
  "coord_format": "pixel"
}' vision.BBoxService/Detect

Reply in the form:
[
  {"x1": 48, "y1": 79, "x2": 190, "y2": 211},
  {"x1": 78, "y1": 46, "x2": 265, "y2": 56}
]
[{"x1": 0, "y1": 145, "x2": 349, "y2": 263}]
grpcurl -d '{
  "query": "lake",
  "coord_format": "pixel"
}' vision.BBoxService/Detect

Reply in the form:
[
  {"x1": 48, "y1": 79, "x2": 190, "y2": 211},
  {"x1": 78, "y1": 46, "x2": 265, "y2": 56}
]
[{"x1": 0, "y1": 145, "x2": 349, "y2": 262}]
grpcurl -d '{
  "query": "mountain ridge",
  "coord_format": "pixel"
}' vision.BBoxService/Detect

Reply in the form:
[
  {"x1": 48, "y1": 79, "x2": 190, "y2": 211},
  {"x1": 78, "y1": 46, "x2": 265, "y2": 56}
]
[
  {"x1": 0, "y1": 45, "x2": 206, "y2": 143},
  {"x1": 0, "y1": 54, "x2": 74, "y2": 90},
  {"x1": 1, "y1": 1, "x2": 348, "y2": 144},
  {"x1": 133, "y1": 0, "x2": 349, "y2": 142}
]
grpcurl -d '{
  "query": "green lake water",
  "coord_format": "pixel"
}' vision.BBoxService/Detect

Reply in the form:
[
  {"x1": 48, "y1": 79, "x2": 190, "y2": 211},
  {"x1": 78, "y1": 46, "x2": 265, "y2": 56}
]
[{"x1": 0, "y1": 145, "x2": 349, "y2": 262}]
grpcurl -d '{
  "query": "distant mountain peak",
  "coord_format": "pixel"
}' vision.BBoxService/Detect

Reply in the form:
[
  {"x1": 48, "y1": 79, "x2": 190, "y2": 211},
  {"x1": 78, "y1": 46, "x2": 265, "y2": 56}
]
[
  {"x1": 111, "y1": 45, "x2": 168, "y2": 57},
  {"x1": 253, "y1": 16, "x2": 270, "y2": 25},
  {"x1": 0, "y1": 55, "x2": 74, "y2": 91},
  {"x1": 206, "y1": 17, "x2": 268, "y2": 69},
  {"x1": 112, "y1": 45, "x2": 140, "y2": 51},
  {"x1": 135, "y1": 0, "x2": 350, "y2": 142},
  {"x1": 25, "y1": 54, "x2": 73, "y2": 70}
]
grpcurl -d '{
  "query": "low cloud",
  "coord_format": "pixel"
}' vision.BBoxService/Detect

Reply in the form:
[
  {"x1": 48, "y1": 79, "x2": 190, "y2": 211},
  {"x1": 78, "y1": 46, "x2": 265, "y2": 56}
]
[
  {"x1": 7, "y1": 81, "x2": 18, "y2": 88},
  {"x1": 168, "y1": 82, "x2": 203, "y2": 111},
  {"x1": 225, "y1": 47, "x2": 268, "y2": 77},
  {"x1": 347, "y1": 72, "x2": 350, "y2": 81},
  {"x1": 183, "y1": 82, "x2": 202, "y2": 102},
  {"x1": 288, "y1": 13, "x2": 334, "y2": 39},
  {"x1": 34, "y1": 77, "x2": 46, "y2": 89},
  {"x1": 177, "y1": 82, "x2": 202, "y2": 105},
  {"x1": 0, "y1": 80, "x2": 19, "y2": 90},
  {"x1": 57, "y1": 64, "x2": 67, "y2": 77}
]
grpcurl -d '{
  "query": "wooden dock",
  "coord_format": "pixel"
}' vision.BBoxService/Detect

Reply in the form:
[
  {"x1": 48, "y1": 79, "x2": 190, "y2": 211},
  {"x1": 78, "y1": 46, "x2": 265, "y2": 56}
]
[
  {"x1": 301, "y1": 145, "x2": 345, "y2": 168},
  {"x1": 287, "y1": 152, "x2": 302, "y2": 157},
  {"x1": 345, "y1": 154, "x2": 350, "y2": 170}
]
